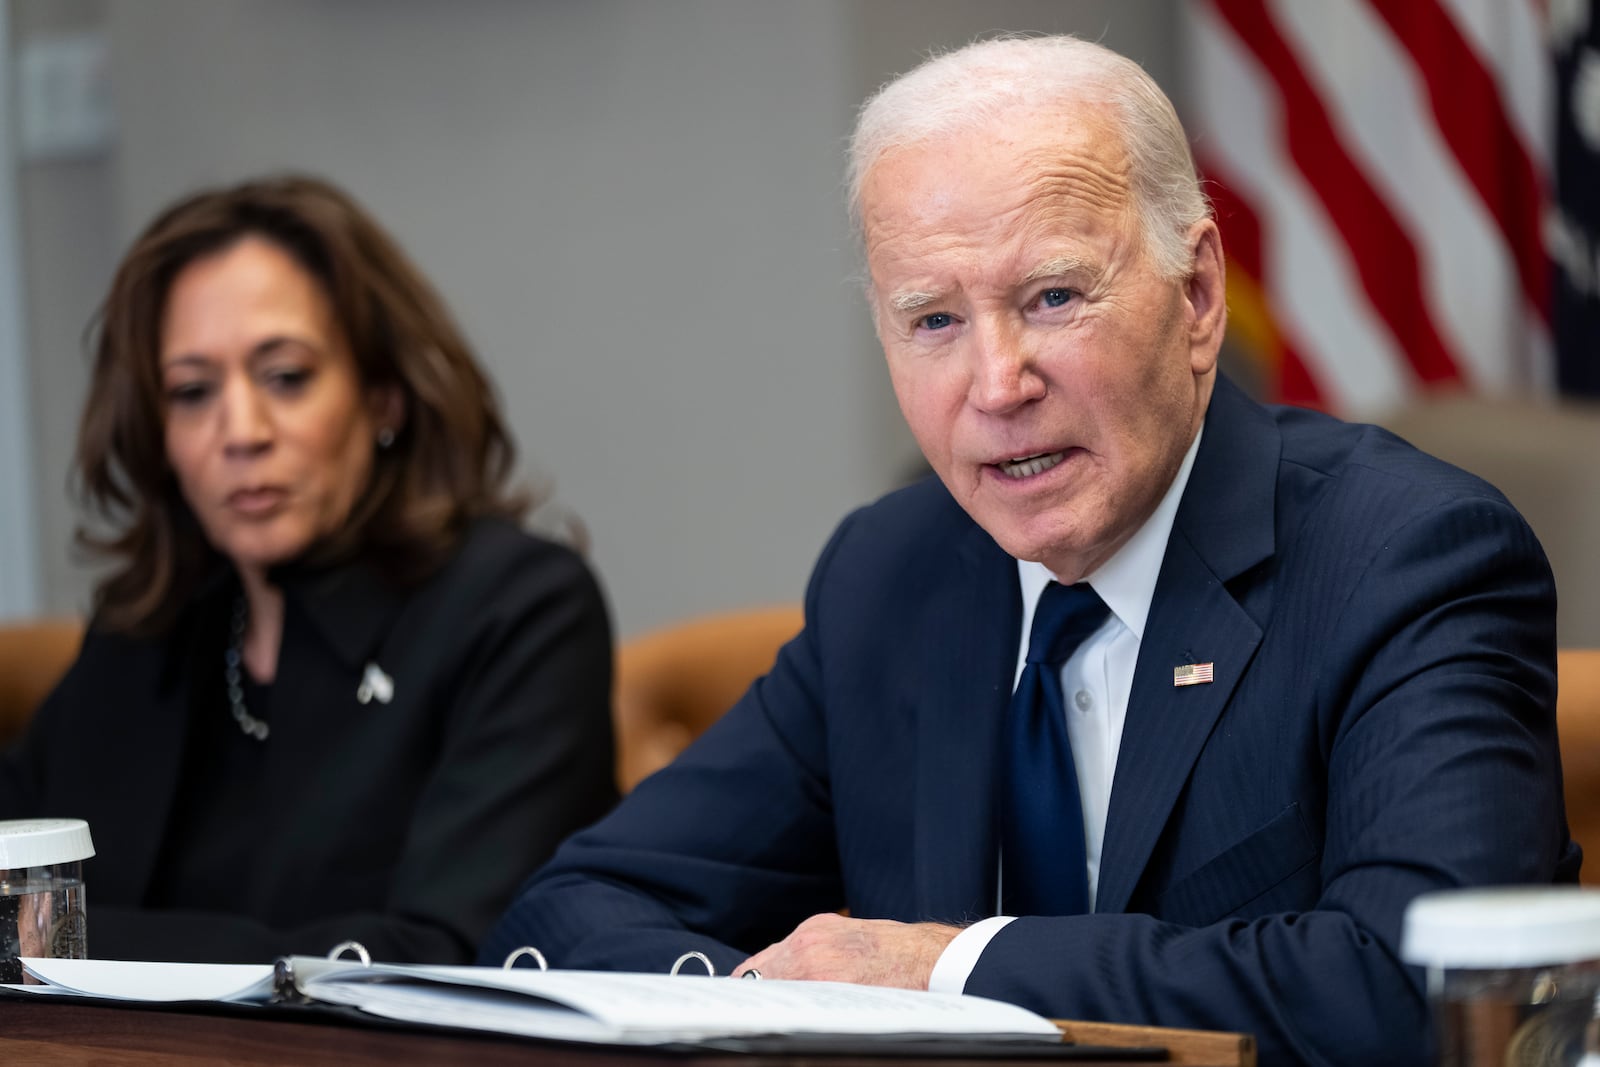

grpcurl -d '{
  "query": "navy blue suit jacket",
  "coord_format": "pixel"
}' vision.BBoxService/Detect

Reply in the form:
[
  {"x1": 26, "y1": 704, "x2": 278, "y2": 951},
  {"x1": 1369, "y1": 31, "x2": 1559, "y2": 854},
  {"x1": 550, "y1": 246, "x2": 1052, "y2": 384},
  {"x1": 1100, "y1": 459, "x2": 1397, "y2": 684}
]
[{"x1": 484, "y1": 377, "x2": 1578, "y2": 1066}]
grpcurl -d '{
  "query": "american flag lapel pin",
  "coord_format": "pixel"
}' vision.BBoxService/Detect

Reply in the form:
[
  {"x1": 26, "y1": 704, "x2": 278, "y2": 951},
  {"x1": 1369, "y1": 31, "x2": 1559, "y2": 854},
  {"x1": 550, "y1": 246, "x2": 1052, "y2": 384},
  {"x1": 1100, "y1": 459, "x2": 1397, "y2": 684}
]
[{"x1": 1173, "y1": 662, "x2": 1214, "y2": 687}]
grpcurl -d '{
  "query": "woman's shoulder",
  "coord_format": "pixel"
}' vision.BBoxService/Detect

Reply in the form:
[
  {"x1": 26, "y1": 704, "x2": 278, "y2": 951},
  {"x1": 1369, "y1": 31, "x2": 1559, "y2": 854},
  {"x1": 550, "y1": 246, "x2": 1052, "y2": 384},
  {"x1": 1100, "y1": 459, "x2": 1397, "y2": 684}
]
[
  {"x1": 78, "y1": 578, "x2": 228, "y2": 664},
  {"x1": 57, "y1": 591, "x2": 222, "y2": 707},
  {"x1": 445, "y1": 515, "x2": 590, "y2": 578},
  {"x1": 424, "y1": 515, "x2": 604, "y2": 616}
]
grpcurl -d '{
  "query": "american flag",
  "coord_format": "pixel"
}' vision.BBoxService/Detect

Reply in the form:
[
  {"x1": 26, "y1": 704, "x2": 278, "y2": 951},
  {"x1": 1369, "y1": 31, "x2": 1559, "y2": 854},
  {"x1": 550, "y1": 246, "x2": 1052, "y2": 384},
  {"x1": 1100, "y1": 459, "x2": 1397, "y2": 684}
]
[{"x1": 1185, "y1": 0, "x2": 1597, "y2": 414}]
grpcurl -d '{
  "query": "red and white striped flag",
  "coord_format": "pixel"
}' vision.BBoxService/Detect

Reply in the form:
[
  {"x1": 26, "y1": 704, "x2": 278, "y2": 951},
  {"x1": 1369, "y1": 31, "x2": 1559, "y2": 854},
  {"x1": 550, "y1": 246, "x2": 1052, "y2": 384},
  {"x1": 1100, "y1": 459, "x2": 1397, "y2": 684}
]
[{"x1": 1186, "y1": 0, "x2": 1555, "y2": 415}]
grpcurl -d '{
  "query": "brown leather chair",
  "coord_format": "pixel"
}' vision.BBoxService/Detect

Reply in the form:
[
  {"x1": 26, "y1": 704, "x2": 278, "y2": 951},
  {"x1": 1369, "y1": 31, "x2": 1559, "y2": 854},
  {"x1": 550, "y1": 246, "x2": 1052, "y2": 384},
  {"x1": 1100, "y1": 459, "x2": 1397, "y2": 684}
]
[
  {"x1": 0, "y1": 619, "x2": 83, "y2": 748},
  {"x1": 613, "y1": 605, "x2": 804, "y2": 792},
  {"x1": 1558, "y1": 649, "x2": 1600, "y2": 884}
]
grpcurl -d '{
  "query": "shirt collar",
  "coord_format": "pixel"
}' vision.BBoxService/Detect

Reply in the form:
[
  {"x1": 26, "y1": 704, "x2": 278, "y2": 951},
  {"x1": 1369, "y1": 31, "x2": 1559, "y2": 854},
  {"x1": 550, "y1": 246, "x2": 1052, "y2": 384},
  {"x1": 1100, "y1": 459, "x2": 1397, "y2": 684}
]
[
  {"x1": 272, "y1": 553, "x2": 408, "y2": 672},
  {"x1": 1018, "y1": 426, "x2": 1204, "y2": 641},
  {"x1": 163, "y1": 548, "x2": 408, "y2": 686}
]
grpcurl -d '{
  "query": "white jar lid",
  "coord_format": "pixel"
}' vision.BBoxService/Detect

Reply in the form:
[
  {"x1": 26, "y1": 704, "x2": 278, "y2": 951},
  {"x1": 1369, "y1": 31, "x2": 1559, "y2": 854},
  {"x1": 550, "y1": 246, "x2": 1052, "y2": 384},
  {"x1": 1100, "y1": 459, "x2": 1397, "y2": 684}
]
[
  {"x1": 1402, "y1": 887, "x2": 1600, "y2": 968},
  {"x1": 0, "y1": 818, "x2": 95, "y2": 869}
]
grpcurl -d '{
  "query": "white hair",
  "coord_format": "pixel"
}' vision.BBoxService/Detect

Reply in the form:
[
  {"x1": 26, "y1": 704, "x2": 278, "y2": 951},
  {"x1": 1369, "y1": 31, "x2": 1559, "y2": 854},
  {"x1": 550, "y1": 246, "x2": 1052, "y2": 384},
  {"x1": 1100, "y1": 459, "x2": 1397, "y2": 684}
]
[{"x1": 847, "y1": 35, "x2": 1211, "y2": 280}]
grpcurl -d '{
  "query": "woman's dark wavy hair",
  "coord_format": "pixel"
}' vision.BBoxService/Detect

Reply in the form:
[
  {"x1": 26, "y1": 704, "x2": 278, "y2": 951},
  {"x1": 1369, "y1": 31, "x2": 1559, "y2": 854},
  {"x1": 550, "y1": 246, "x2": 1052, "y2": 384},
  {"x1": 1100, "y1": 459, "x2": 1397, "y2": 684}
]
[{"x1": 76, "y1": 174, "x2": 528, "y2": 635}]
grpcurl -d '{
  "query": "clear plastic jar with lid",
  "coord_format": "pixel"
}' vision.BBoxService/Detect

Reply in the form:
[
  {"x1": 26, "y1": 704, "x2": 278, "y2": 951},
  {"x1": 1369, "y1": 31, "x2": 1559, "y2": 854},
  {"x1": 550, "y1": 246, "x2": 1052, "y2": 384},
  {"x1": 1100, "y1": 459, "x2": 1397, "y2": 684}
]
[
  {"x1": 1403, "y1": 886, "x2": 1600, "y2": 1067},
  {"x1": 0, "y1": 818, "x2": 94, "y2": 984}
]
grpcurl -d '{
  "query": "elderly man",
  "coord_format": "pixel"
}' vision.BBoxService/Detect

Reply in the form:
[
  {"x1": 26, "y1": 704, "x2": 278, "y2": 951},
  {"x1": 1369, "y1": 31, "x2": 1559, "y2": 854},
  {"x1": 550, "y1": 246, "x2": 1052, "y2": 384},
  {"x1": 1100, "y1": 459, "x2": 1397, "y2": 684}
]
[{"x1": 484, "y1": 36, "x2": 1577, "y2": 1064}]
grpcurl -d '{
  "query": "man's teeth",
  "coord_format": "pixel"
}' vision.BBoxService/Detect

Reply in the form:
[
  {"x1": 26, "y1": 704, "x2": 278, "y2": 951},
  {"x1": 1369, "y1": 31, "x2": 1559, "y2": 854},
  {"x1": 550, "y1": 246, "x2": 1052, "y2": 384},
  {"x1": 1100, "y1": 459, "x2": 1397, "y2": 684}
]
[{"x1": 999, "y1": 451, "x2": 1066, "y2": 479}]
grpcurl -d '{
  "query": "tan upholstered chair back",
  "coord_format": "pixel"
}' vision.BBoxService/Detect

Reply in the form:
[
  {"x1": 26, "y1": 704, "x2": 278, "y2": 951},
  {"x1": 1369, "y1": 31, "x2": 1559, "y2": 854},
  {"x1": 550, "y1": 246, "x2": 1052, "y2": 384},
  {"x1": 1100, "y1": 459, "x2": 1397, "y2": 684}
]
[
  {"x1": 1558, "y1": 649, "x2": 1600, "y2": 884},
  {"x1": 0, "y1": 619, "x2": 83, "y2": 748},
  {"x1": 614, "y1": 606, "x2": 804, "y2": 792}
]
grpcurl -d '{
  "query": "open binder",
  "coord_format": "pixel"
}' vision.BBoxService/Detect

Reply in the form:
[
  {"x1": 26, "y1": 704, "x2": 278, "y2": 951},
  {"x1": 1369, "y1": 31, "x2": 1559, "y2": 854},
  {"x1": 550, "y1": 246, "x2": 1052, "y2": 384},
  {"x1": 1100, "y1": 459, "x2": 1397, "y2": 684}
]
[{"x1": 12, "y1": 949, "x2": 1167, "y2": 1059}]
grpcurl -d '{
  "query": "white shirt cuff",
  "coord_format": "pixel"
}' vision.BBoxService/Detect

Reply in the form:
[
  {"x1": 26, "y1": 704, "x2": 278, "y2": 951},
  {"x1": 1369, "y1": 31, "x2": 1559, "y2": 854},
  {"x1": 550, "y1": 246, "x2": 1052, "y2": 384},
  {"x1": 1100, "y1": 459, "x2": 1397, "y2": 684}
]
[{"x1": 927, "y1": 915, "x2": 1016, "y2": 993}]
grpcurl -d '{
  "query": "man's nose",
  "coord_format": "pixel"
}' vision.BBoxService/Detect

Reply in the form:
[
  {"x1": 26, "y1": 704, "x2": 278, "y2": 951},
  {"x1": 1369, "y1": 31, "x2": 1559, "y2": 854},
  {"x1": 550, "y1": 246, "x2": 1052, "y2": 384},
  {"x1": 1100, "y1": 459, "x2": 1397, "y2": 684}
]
[
  {"x1": 221, "y1": 380, "x2": 273, "y2": 455},
  {"x1": 969, "y1": 319, "x2": 1044, "y2": 414}
]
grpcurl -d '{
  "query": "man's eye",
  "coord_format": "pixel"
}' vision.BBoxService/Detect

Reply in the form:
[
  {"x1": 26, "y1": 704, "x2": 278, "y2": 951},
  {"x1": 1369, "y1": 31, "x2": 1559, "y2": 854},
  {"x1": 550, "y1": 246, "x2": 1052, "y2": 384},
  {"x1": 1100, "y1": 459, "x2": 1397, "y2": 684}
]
[
  {"x1": 1037, "y1": 288, "x2": 1073, "y2": 309},
  {"x1": 918, "y1": 312, "x2": 954, "y2": 331}
]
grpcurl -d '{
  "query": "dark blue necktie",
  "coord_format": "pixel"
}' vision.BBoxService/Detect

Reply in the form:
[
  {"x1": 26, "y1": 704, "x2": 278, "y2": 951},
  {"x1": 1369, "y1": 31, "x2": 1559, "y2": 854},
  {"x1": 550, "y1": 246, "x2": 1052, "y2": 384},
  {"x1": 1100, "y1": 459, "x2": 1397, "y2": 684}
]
[{"x1": 1001, "y1": 581, "x2": 1110, "y2": 916}]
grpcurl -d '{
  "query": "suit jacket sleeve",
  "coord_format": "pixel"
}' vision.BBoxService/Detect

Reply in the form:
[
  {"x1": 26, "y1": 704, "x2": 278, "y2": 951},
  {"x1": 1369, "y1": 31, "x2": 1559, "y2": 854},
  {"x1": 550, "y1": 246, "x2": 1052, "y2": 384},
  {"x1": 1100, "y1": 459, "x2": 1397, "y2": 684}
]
[
  {"x1": 966, "y1": 491, "x2": 1568, "y2": 1067},
  {"x1": 478, "y1": 517, "x2": 860, "y2": 972}
]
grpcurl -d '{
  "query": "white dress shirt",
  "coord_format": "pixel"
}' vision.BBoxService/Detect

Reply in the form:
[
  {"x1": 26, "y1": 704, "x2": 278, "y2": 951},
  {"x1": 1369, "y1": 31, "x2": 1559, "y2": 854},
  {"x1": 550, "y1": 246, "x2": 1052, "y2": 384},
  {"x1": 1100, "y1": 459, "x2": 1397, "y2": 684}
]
[{"x1": 929, "y1": 427, "x2": 1203, "y2": 993}]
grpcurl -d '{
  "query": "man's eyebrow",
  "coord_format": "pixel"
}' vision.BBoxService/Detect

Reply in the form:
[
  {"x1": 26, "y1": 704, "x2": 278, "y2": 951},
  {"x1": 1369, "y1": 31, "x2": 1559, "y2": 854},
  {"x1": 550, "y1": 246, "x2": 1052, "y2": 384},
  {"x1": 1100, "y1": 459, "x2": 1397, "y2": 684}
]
[
  {"x1": 1022, "y1": 255, "x2": 1096, "y2": 284},
  {"x1": 888, "y1": 289, "x2": 941, "y2": 314}
]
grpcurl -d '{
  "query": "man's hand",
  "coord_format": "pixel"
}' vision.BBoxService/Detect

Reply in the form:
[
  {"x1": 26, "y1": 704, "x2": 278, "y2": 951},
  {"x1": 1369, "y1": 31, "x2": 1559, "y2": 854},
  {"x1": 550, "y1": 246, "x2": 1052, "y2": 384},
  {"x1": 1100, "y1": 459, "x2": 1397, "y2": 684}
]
[{"x1": 732, "y1": 913, "x2": 962, "y2": 988}]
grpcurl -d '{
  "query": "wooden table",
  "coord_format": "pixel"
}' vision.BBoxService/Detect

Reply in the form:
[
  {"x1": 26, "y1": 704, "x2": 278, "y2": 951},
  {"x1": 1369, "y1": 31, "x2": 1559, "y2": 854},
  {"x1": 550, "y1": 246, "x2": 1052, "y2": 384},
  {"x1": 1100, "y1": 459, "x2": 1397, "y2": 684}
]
[{"x1": 0, "y1": 996, "x2": 1254, "y2": 1066}]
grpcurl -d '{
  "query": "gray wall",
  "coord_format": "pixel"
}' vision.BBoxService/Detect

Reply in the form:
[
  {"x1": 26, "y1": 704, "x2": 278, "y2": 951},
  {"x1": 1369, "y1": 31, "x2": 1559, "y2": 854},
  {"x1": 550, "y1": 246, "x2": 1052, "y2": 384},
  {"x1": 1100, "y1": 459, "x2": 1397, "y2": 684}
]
[
  {"x1": 11, "y1": 0, "x2": 117, "y2": 620},
  {"x1": 16, "y1": 0, "x2": 1171, "y2": 636}
]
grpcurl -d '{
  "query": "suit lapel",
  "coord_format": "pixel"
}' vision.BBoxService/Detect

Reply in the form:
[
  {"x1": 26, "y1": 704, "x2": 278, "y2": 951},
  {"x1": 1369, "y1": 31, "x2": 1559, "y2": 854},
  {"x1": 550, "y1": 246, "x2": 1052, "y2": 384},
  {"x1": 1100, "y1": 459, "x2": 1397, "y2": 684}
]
[
  {"x1": 913, "y1": 519, "x2": 1020, "y2": 924},
  {"x1": 1095, "y1": 378, "x2": 1279, "y2": 915},
  {"x1": 1095, "y1": 535, "x2": 1263, "y2": 913},
  {"x1": 99, "y1": 591, "x2": 221, "y2": 905},
  {"x1": 250, "y1": 557, "x2": 404, "y2": 904},
  {"x1": 104, "y1": 682, "x2": 193, "y2": 904},
  {"x1": 264, "y1": 558, "x2": 402, "y2": 771}
]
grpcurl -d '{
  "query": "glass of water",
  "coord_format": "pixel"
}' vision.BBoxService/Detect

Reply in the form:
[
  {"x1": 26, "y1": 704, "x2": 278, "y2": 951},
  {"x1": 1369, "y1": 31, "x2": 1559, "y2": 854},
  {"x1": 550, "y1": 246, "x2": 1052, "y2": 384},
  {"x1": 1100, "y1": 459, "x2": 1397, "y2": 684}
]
[
  {"x1": 0, "y1": 818, "x2": 94, "y2": 984},
  {"x1": 1404, "y1": 886, "x2": 1600, "y2": 1067}
]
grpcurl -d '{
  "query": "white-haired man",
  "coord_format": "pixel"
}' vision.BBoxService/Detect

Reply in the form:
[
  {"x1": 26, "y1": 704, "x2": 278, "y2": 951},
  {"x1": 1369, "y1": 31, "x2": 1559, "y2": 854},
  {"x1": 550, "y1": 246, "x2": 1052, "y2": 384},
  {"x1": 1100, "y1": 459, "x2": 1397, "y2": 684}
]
[{"x1": 484, "y1": 36, "x2": 1576, "y2": 1065}]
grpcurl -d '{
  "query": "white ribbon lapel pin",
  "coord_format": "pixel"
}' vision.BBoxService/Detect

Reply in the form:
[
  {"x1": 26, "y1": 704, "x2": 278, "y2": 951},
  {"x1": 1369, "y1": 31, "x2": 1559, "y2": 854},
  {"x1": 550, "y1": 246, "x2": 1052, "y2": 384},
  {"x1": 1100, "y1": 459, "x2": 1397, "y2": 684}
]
[{"x1": 357, "y1": 662, "x2": 395, "y2": 705}]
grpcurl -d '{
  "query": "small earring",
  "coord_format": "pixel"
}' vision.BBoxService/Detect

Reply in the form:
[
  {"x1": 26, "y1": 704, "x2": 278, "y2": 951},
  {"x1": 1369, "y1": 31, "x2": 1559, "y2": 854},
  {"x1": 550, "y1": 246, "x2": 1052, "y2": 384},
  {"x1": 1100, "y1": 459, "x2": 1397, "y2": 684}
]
[{"x1": 376, "y1": 428, "x2": 396, "y2": 449}]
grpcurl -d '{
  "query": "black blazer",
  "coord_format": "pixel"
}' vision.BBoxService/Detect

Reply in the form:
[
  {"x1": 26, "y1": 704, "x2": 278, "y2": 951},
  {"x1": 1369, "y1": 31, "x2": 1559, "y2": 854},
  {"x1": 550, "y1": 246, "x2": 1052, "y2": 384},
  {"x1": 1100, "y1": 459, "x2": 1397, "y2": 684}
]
[
  {"x1": 482, "y1": 378, "x2": 1577, "y2": 1066},
  {"x1": 1, "y1": 518, "x2": 616, "y2": 964}
]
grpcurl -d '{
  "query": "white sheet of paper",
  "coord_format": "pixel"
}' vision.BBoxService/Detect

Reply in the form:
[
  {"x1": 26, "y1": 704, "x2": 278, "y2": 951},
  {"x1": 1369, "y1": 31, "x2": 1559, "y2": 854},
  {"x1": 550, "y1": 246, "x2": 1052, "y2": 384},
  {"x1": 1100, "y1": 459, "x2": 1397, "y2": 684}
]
[
  {"x1": 19, "y1": 957, "x2": 274, "y2": 1002},
  {"x1": 300, "y1": 964, "x2": 1063, "y2": 1044},
  {"x1": 14, "y1": 956, "x2": 1064, "y2": 1048}
]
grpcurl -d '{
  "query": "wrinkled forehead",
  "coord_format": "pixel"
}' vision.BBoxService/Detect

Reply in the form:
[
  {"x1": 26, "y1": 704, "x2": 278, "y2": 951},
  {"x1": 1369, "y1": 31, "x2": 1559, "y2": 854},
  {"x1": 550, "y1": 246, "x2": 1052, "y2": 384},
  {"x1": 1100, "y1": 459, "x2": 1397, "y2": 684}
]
[{"x1": 858, "y1": 102, "x2": 1137, "y2": 267}]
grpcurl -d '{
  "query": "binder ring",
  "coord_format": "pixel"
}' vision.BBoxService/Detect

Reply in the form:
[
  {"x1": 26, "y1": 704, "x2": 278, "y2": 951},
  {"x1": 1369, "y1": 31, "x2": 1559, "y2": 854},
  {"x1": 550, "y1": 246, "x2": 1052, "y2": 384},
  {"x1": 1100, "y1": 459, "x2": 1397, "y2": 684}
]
[
  {"x1": 670, "y1": 950, "x2": 716, "y2": 976},
  {"x1": 502, "y1": 946, "x2": 549, "y2": 972},
  {"x1": 326, "y1": 940, "x2": 372, "y2": 965}
]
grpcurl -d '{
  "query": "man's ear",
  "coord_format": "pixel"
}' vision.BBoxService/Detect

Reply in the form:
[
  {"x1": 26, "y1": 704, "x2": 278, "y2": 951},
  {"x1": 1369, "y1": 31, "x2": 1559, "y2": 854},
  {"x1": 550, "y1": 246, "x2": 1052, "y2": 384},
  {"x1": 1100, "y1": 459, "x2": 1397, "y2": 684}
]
[{"x1": 1184, "y1": 219, "x2": 1227, "y2": 375}]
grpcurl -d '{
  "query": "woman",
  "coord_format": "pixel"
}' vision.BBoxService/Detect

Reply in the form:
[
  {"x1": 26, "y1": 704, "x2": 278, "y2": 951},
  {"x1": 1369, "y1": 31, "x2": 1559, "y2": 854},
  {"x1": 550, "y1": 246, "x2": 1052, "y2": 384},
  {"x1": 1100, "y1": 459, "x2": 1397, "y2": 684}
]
[{"x1": 0, "y1": 176, "x2": 616, "y2": 964}]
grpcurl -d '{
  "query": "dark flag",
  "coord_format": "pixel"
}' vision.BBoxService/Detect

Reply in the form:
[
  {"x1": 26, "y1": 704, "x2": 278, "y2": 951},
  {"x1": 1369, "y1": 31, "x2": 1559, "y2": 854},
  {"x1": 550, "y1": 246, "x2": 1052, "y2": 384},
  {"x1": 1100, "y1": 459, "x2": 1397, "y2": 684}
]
[{"x1": 1553, "y1": 0, "x2": 1600, "y2": 398}]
